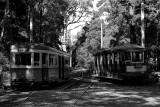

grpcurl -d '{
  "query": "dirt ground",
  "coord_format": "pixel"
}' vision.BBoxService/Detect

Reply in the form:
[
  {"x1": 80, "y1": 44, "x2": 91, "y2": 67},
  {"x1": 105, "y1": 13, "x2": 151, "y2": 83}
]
[{"x1": 0, "y1": 79, "x2": 160, "y2": 107}]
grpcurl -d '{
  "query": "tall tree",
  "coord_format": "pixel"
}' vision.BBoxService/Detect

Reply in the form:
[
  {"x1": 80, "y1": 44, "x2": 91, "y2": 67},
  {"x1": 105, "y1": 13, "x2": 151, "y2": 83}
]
[
  {"x1": 0, "y1": 0, "x2": 9, "y2": 40},
  {"x1": 0, "y1": 0, "x2": 70, "y2": 51},
  {"x1": 61, "y1": 0, "x2": 93, "y2": 51},
  {"x1": 33, "y1": 0, "x2": 68, "y2": 49},
  {"x1": 74, "y1": 11, "x2": 102, "y2": 68},
  {"x1": 0, "y1": 0, "x2": 30, "y2": 55},
  {"x1": 97, "y1": 0, "x2": 160, "y2": 47},
  {"x1": 72, "y1": 23, "x2": 89, "y2": 67}
]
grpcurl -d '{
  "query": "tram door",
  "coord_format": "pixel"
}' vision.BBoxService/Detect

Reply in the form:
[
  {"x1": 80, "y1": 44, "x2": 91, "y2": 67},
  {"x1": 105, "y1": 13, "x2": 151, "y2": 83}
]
[
  {"x1": 59, "y1": 56, "x2": 64, "y2": 79},
  {"x1": 42, "y1": 53, "x2": 48, "y2": 84}
]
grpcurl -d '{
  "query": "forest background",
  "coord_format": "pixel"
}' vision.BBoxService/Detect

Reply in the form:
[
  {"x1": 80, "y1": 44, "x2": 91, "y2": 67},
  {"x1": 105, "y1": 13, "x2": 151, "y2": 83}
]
[{"x1": 0, "y1": 0, "x2": 160, "y2": 81}]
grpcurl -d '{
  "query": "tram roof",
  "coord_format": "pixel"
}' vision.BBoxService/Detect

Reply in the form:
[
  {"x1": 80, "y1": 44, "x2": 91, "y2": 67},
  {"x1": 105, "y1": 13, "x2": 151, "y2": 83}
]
[
  {"x1": 93, "y1": 44, "x2": 145, "y2": 55},
  {"x1": 11, "y1": 43, "x2": 70, "y2": 56},
  {"x1": 93, "y1": 48, "x2": 111, "y2": 55},
  {"x1": 111, "y1": 44, "x2": 145, "y2": 51}
]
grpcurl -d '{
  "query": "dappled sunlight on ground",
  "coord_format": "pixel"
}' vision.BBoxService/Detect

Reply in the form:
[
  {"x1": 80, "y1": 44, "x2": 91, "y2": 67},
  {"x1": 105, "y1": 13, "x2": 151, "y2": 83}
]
[
  {"x1": 72, "y1": 83, "x2": 160, "y2": 107},
  {"x1": 1, "y1": 81, "x2": 160, "y2": 107},
  {"x1": 20, "y1": 82, "x2": 160, "y2": 107},
  {"x1": 0, "y1": 90, "x2": 31, "y2": 107}
]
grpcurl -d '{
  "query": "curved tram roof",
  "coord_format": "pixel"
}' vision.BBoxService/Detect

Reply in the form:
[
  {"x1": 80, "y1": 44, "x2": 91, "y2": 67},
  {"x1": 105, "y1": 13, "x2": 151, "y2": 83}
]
[
  {"x1": 11, "y1": 43, "x2": 70, "y2": 56},
  {"x1": 93, "y1": 44, "x2": 145, "y2": 55},
  {"x1": 111, "y1": 44, "x2": 144, "y2": 51}
]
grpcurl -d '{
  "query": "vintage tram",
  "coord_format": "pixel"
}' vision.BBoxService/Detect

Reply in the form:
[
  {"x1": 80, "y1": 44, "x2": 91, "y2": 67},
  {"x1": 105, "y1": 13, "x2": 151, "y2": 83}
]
[
  {"x1": 93, "y1": 44, "x2": 149, "y2": 81},
  {"x1": 10, "y1": 43, "x2": 70, "y2": 88}
]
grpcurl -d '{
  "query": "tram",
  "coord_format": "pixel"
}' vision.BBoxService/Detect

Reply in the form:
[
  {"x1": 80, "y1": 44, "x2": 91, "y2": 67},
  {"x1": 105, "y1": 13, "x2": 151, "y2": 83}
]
[
  {"x1": 10, "y1": 43, "x2": 70, "y2": 88},
  {"x1": 93, "y1": 44, "x2": 149, "y2": 81}
]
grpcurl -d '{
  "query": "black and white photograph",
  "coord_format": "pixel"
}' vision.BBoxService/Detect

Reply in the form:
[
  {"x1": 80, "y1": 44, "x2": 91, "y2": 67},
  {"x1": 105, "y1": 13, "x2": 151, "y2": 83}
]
[{"x1": 0, "y1": 0, "x2": 160, "y2": 107}]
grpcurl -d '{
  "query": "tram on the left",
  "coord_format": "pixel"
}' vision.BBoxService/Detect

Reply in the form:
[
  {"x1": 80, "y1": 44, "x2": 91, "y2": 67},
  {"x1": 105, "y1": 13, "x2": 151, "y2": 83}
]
[{"x1": 10, "y1": 43, "x2": 70, "y2": 88}]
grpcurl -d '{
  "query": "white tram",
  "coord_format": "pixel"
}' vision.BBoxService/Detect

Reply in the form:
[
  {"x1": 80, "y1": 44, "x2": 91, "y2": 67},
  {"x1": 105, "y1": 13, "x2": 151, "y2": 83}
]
[
  {"x1": 94, "y1": 44, "x2": 149, "y2": 81},
  {"x1": 10, "y1": 43, "x2": 70, "y2": 88}
]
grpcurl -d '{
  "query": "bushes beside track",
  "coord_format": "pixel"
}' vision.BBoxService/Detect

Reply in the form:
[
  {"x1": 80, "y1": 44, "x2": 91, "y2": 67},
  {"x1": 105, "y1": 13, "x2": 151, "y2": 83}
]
[{"x1": 71, "y1": 68, "x2": 92, "y2": 78}]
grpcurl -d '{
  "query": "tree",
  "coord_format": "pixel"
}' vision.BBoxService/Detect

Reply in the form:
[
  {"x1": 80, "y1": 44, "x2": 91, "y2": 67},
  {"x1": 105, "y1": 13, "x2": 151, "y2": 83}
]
[
  {"x1": 61, "y1": 0, "x2": 93, "y2": 51},
  {"x1": 0, "y1": 0, "x2": 70, "y2": 51},
  {"x1": 33, "y1": 0, "x2": 68, "y2": 49},
  {"x1": 97, "y1": 0, "x2": 160, "y2": 47},
  {"x1": 73, "y1": 0, "x2": 160, "y2": 70},
  {"x1": 0, "y1": 0, "x2": 30, "y2": 55},
  {"x1": 72, "y1": 23, "x2": 89, "y2": 67},
  {"x1": 73, "y1": 10, "x2": 103, "y2": 69}
]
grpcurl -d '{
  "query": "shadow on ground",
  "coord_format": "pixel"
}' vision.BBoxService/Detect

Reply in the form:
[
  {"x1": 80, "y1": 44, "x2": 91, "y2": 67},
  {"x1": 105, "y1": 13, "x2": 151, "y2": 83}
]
[
  {"x1": 1, "y1": 79, "x2": 160, "y2": 107},
  {"x1": 22, "y1": 80, "x2": 160, "y2": 107}
]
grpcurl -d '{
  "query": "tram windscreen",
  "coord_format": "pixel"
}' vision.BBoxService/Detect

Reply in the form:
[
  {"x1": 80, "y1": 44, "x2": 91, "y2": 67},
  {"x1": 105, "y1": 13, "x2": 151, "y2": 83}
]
[
  {"x1": 15, "y1": 53, "x2": 31, "y2": 65},
  {"x1": 125, "y1": 52, "x2": 131, "y2": 62},
  {"x1": 132, "y1": 52, "x2": 143, "y2": 62}
]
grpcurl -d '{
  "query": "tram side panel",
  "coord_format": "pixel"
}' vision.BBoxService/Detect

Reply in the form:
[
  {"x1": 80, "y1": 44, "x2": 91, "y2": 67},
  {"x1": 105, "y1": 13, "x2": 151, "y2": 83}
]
[
  {"x1": 94, "y1": 55, "x2": 99, "y2": 76},
  {"x1": 62, "y1": 56, "x2": 65, "y2": 79},
  {"x1": 103, "y1": 55, "x2": 107, "y2": 76},
  {"x1": 48, "y1": 54, "x2": 59, "y2": 83},
  {"x1": 41, "y1": 53, "x2": 49, "y2": 84},
  {"x1": 64, "y1": 56, "x2": 70, "y2": 80},
  {"x1": 99, "y1": 55, "x2": 103, "y2": 76},
  {"x1": 29, "y1": 52, "x2": 43, "y2": 86},
  {"x1": 93, "y1": 56, "x2": 98, "y2": 75},
  {"x1": 97, "y1": 55, "x2": 101, "y2": 76},
  {"x1": 33, "y1": 52, "x2": 42, "y2": 84},
  {"x1": 48, "y1": 54, "x2": 70, "y2": 82},
  {"x1": 58, "y1": 56, "x2": 62, "y2": 80},
  {"x1": 118, "y1": 51, "x2": 126, "y2": 79}
]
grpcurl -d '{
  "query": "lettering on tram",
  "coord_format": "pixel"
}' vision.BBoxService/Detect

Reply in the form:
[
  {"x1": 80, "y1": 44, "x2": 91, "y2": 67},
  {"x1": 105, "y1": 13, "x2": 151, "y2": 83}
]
[{"x1": 10, "y1": 43, "x2": 70, "y2": 89}]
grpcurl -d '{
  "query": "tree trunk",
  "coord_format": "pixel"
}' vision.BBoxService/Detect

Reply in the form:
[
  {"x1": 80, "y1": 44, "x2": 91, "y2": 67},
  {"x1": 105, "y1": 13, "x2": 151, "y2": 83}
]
[
  {"x1": 0, "y1": 0, "x2": 9, "y2": 40},
  {"x1": 130, "y1": 25, "x2": 136, "y2": 44},
  {"x1": 141, "y1": 1, "x2": 145, "y2": 47},
  {"x1": 0, "y1": 66, "x2": 2, "y2": 86},
  {"x1": 29, "y1": 7, "x2": 34, "y2": 42}
]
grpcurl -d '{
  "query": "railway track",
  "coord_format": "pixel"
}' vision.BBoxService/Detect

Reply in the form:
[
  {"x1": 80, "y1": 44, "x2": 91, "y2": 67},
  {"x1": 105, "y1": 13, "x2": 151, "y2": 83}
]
[
  {"x1": 17, "y1": 77, "x2": 82, "y2": 107},
  {"x1": 18, "y1": 91, "x2": 34, "y2": 107},
  {"x1": 73, "y1": 82, "x2": 93, "y2": 106},
  {"x1": 5, "y1": 76, "x2": 160, "y2": 107}
]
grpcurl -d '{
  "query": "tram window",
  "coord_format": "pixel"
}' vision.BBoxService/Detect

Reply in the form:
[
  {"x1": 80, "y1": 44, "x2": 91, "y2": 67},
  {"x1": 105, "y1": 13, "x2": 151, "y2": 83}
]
[
  {"x1": 54, "y1": 56, "x2": 58, "y2": 65},
  {"x1": 49, "y1": 54, "x2": 57, "y2": 66},
  {"x1": 49, "y1": 54, "x2": 52, "y2": 65},
  {"x1": 65, "y1": 59, "x2": 69, "y2": 65},
  {"x1": 125, "y1": 52, "x2": 131, "y2": 62},
  {"x1": 49, "y1": 54, "x2": 53, "y2": 65},
  {"x1": 114, "y1": 53, "x2": 118, "y2": 62},
  {"x1": 42, "y1": 53, "x2": 46, "y2": 64},
  {"x1": 52, "y1": 57, "x2": 54, "y2": 65},
  {"x1": 15, "y1": 53, "x2": 31, "y2": 65},
  {"x1": 34, "y1": 53, "x2": 39, "y2": 66},
  {"x1": 132, "y1": 52, "x2": 143, "y2": 62}
]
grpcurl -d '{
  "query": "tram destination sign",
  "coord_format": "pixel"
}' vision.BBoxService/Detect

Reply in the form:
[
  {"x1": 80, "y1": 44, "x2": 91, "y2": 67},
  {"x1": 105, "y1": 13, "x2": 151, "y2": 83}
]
[{"x1": 18, "y1": 48, "x2": 27, "y2": 52}]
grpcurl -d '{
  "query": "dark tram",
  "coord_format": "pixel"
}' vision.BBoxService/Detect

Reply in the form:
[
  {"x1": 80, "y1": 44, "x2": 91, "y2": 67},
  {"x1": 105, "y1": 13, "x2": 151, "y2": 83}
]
[{"x1": 93, "y1": 44, "x2": 150, "y2": 81}]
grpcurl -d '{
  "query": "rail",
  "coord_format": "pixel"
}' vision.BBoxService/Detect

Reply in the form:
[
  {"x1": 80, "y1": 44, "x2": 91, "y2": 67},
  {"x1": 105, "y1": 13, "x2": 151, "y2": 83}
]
[{"x1": 73, "y1": 83, "x2": 93, "y2": 106}]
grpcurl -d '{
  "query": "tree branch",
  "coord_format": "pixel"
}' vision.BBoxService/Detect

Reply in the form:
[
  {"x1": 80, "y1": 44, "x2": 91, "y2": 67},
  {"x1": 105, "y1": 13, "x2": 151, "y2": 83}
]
[{"x1": 68, "y1": 24, "x2": 84, "y2": 31}]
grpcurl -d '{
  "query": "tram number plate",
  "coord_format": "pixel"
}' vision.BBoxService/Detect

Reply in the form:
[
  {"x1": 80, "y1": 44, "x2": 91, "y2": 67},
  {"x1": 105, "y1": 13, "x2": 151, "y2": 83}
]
[{"x1": 134, "y1": 64, "x2": 142, "y2": 68}]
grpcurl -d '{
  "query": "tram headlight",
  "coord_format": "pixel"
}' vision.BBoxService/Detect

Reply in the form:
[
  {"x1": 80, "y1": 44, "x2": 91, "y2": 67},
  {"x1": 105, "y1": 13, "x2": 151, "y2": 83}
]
[
  {"x1": 26, "y1": 70, "x2": 34, "y2": 80},
  {"x1": 12, "y1": 72, "x2": 17, "y2": 80},
  {"x1": 26, "y1": 70, "x2": 30, "y2": 79}
]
